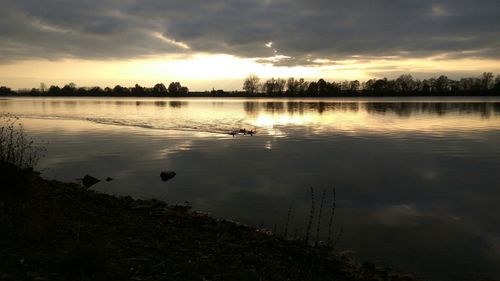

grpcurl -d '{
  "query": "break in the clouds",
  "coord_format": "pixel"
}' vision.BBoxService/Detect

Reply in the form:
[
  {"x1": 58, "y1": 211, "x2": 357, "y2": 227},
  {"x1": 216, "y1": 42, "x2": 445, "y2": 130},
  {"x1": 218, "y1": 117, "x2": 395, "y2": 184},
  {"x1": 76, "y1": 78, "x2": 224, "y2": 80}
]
[{"x1": 1, "y1": 0, "x2": 500, "y2": 66}]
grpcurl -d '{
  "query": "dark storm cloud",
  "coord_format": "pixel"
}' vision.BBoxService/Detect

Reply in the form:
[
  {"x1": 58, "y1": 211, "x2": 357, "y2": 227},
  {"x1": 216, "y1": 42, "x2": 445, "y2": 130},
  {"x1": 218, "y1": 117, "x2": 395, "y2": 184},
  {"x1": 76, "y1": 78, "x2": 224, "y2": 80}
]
[{"x1": 1, "y1": 0, "x2": 499, "y2": 65}]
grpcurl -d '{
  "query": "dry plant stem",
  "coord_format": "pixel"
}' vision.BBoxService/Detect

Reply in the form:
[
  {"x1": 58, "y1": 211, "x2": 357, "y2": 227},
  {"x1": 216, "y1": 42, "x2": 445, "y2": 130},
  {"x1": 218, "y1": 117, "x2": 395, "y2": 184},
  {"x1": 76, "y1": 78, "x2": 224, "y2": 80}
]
[
  {"x1": 283, "y1": 205, "x2": 292, "y2": 237},
  {"x1": 305, "y1": 187, "x2": 315, "y2": 244},
  {"x1": 333, "y1": 226, "x2": 343, "y2": 248},
  {"x1": 315, "y1": 189, "x2": 326, "y2": 246},
  {"x1": 327, "y1": 187, "x2": 337, "y2": 246}
]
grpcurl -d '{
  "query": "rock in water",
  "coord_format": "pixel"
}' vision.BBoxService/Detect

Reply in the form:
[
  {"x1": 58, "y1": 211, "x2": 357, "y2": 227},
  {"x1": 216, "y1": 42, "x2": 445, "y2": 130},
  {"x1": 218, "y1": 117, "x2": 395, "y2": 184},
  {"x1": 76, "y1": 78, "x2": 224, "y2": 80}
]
[
  {"x1": 160, "y1": 171, "x2": 176, "y2": 182},
  {"x1": 82, "y1": 174, "x2": 100, "y2": 188},
  {"x1": 106, "y1": 177, "x2": 113, "y2": 182}
]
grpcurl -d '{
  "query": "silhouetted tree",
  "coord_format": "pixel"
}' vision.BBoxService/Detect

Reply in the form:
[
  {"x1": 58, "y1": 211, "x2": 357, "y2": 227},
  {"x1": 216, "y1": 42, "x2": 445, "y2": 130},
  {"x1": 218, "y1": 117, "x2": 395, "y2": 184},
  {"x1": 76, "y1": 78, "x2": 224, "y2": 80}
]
[
  {"x1": 341, "y1": 80, "x2": 350, "y2": 92},
  {"x1": 168, "y1": 82, "x2": 181, "y2": 94},
  {"x1": 168, "y1": 82, "x2": 187, "y2": 95},
  {"x1": 40, "y1": 82, "x2": 47, "y2": 93},
  {"x1": 89, "y1": 86, "x2": 104, "y2": 95},
  {"x1": 29, "y1": 88, "x2": 39, "y2": 95},
  {"x1": 131, "y1": 84, "x2": 145, "y2": 95},
  {"x1": 48, "y1": 85, "x2": 61, "y2": 95},
  {"x1": 349, "y1": 80, "x2": 360, "y2": 92},
  {"x1": 211, "y1": 88, "x2": 225, "y2": 95},
  {"x1": 179, "y1": 86, "x2": 189, "y2": 95},
  {"x1": 495, "y1": 75, "x2": 500, "y2": 91},
  {"x1": 113, "y1": 85, "x2": 128, "y2": 95},
  {"x1": 61, "y1": 82, "x2": 77, "y2": 95},
  {"x1": 306, "y1": 82, "x2": 318, "y2": 95},
  {"x1": 421, "y1": 79, "x2": 432, "y2": 93},
  {"x1": 481, "y1": 72, "x2": 494, "y2": 90},
  {"x1": 434, "y1": 75, "x2": 451, "y2": 92},
  {"x1": 262, "y1": 78, "x2": 285, "y2": 94},
  {"x1": 367, "y1": 78, "x2": 391, "y2": 93},
  {"x1": 263, "y1": 79, "x2": 274, "y2": 94},
  {"x1": 0, "y1": 86, "x2": 14, "y2": 95},
  {"x1": 327, "y1": 81, "x2": 341, "y2": 94},
  {"x1": 459, "y1": 78, "x2": 475, "y2": 91},
  {"x1": 152, "y1": 83, "x2": 167, "y2": 95},
  {"x1": 317, "y1": 79, "x2": 328, "y2": 95},
  {"x1": 286, "y1": 77, "x2": 299, "y2": 94},
  {"x1": 297, "y1": 78, "x2": 309, "y2": 93},
  {"x1": 450, "y1": 79, "x2": 460, "y2": 92},
  {"x1": 341, "y1": 80, "x2": 359, "y2": 92},
  {"x1": 395, "y1": 74, "x2": 415, "y2": 92},
  {"x1": 243, "y1": 74, "x2": 260, "y2": 94},
  {"x1": 76, "y1": 87, "x2": 89, "y2": 95}
]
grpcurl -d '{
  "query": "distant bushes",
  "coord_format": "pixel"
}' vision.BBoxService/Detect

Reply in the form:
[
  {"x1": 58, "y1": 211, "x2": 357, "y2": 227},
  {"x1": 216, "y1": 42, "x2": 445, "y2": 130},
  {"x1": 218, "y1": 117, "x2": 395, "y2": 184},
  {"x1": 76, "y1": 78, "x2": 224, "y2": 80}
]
[
  {"x1": 0, "y1": 114, "x2": 43, "y2": 169},
  {"x1": 1, "y1": 82, "x2": 189, "y2": 97},
  {"x1": 0, "y1": 86, "x2": 15, "y2": 96}
]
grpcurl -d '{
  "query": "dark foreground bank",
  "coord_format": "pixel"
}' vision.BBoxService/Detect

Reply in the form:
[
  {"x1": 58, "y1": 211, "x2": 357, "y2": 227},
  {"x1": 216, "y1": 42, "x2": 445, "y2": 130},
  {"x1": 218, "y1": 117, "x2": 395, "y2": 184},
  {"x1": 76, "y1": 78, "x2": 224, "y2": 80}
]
[{"x1": 0, "y1": 162, "x2": 445, "y2": 281}]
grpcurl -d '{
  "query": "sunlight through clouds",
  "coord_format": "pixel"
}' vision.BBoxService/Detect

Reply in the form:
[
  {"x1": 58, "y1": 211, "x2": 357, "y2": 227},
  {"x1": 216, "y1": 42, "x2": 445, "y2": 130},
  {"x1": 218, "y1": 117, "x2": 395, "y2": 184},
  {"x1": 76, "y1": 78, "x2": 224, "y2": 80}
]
[{"x1": 2, "y1": 53, "x2": 500, "y2": 90}]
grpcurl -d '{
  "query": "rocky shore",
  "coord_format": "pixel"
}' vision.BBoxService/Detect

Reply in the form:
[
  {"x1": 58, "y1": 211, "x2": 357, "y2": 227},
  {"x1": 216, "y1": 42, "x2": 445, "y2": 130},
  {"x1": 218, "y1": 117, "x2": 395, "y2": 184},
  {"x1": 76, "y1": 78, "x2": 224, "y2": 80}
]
[{"x1": 0, "y1": 161, "x2": 423, "y2": 281}]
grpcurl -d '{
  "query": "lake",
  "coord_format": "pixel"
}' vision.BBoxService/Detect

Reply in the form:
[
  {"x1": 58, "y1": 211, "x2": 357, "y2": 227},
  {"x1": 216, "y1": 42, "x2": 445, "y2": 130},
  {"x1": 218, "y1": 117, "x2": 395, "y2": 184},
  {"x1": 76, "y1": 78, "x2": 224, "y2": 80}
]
[{"x1": 2, "y1": 97, "x2": 500, "y2": 281}]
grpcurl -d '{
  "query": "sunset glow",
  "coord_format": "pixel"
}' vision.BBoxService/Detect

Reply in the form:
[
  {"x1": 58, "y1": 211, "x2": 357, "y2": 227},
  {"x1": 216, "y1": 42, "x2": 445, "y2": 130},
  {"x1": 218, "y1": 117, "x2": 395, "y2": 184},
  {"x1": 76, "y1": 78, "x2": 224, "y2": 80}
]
[
  {"x1": 2, "y1": 1, "x2": 500, "y2": 280},
  {"x1": 2, "y1": 54, "x2": 500, "y2": 90}
]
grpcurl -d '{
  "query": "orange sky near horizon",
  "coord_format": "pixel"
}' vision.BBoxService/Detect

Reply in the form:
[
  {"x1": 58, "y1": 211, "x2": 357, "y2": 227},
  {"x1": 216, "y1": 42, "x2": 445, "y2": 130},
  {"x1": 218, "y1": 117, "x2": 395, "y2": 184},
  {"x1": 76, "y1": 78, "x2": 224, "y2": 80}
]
[{"x1": 1, "y1": 53, "x2": 500, "y2": 91}]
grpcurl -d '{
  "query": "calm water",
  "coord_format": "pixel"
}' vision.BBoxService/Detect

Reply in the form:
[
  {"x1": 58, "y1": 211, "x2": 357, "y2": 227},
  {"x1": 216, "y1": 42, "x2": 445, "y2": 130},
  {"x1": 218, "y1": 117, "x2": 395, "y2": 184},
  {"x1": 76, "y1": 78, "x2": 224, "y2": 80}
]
[{"x1": 2, "y1": 97, "x2": 500, "y2": 281}]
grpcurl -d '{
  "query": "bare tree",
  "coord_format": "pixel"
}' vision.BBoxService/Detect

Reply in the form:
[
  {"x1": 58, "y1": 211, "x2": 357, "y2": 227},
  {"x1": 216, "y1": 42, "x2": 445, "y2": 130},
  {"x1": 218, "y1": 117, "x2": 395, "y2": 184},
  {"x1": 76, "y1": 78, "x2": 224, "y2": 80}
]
[
  {"x1": 481, "y1": 72, "x2": 494, "y2": 90},
  {"x1": 243, "y1": 74, "x2": 260, "y2": 94},
  {"x1": 349, "y1": 80, "x2": 360, "y2": 91},
  {"x1": 262, "y1": 78, "x2": 286, "y2": 94},
  {"x1": 396, "y1": 74, "x2": 415, "y2": 92},
  {"x1": 286, "y1": 77, "x2": 299, "y2": 93},
  {"x1": 297, "y1": 78, "x2": 308, "y2": 93},
  {"x1": 341, "y1": 80, "x2": 350, "y2": 91}
]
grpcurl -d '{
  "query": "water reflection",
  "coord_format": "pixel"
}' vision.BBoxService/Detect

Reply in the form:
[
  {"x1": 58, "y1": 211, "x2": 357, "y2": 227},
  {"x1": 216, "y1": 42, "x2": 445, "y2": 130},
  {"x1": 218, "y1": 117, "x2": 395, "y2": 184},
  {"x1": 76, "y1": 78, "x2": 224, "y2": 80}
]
[
  {"x1": 169, "y1": 101, "x2": 187, "y2": 108},
  {"x1": 1, "y1": 97, "x2": 500, "y2": 281},
  {"x1": 2, "y1": 98, "x2": 500, "y2": 136},
  {"x1": 364, "y1": 102, "x2": 500, "y2": 118},
  {"x1": 242, "y1": 100, "x2": 500, "y2": 117}
]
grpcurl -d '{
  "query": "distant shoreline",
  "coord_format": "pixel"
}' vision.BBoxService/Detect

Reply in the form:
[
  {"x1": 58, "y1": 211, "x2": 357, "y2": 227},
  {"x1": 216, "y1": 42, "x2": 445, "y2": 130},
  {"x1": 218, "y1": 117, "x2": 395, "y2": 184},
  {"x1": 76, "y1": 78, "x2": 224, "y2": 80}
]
[{"x1": 2, "y1": 91, "x2": 500, "y2": 98}]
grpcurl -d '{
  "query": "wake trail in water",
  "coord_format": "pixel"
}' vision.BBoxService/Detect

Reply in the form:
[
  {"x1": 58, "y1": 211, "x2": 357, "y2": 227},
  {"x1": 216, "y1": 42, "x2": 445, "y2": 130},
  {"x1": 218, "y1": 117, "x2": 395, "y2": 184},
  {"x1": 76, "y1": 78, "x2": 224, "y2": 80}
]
[{"x1": 17, "y1": 114, "x2": 257, "y2": 135}]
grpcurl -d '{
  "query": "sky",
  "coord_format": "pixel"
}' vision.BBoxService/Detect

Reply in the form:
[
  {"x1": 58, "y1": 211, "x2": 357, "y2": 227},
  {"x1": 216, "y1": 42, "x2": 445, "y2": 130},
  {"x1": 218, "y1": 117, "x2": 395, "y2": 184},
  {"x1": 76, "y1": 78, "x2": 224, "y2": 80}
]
[{"x1": 1, "y1": 0, "x2": 500, "y2": 90}]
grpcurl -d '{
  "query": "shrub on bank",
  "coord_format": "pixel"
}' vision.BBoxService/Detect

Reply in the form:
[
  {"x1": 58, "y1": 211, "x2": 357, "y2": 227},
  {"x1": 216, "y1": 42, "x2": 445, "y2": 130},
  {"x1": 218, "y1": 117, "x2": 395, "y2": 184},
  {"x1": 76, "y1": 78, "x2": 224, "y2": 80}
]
[{"x1": 0, "y1": 114, "x2": 43, "y2": 169}]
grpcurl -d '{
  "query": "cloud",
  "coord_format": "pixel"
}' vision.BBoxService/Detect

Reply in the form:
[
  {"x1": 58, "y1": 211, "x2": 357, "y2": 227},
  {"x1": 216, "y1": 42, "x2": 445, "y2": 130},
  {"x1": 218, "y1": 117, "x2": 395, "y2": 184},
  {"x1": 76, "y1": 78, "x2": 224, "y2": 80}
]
[{"x1": 1, "y1": 0, "x2": 500, "y2": 65}]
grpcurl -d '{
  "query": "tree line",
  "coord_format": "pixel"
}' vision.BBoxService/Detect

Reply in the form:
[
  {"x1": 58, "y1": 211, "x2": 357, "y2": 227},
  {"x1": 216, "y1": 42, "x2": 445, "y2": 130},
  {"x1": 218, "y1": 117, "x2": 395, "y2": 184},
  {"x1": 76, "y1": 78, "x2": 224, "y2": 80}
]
[
  {"x1": 2, "y1": 72, "x2": 500, "y2": 97},
  {"x1": 242, "y1": 73, "x2": 500, "y2": 96},
  {"x1": 0, "y1": 82, "x2": 189, "y2": 96}
]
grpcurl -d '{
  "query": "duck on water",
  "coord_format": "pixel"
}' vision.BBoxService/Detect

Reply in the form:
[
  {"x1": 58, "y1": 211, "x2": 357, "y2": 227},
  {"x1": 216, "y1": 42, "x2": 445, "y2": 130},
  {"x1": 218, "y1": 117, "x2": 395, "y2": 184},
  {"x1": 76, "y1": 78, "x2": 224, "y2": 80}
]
[{"x1": 229, "y1": 128, "x2": 256, "y2": 137}]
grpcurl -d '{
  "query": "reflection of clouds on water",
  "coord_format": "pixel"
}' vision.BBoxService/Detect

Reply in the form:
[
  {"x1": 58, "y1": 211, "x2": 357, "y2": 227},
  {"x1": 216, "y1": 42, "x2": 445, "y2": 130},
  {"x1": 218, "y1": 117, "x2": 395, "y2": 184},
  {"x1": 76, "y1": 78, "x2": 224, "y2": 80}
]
[
  {"x1": 3, "y1": 97, "x2": 500, "y2": 281},
  {"x1": 155, "y1": 140, "x2": 194, "y2": 160},
  {"x1": 375, "y1": 204, "x2": 423, "y2": 225},
  {"x1": 265, "y1": 140, "x2": 272, "y2": 150},
  {"x1": 487, "y1": 235, "x2": 500, "y2": 253},
  {"x1": 3, "y1": 97, "x2": 500, "y2": 137},
  {"x1": 422, "y1": 170, "x2": 440, "y2": 181},
  {"x1": 239, "y1": 99, "x2": 500, "y2": 138}
]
